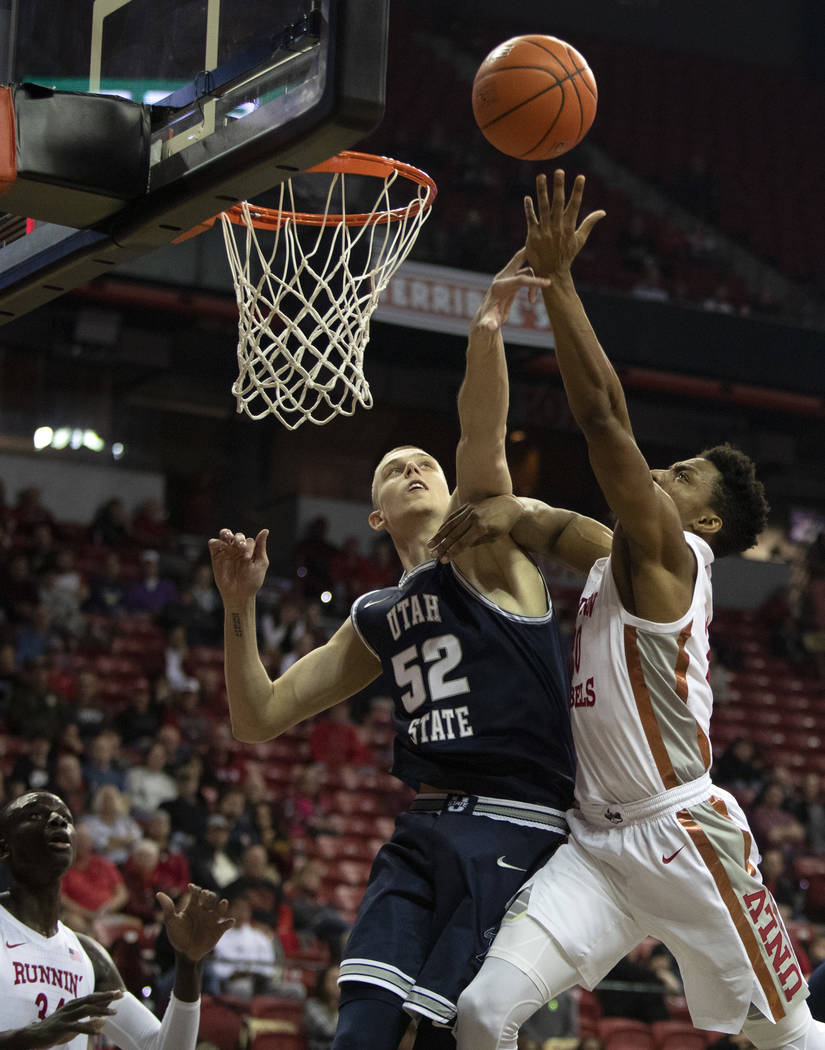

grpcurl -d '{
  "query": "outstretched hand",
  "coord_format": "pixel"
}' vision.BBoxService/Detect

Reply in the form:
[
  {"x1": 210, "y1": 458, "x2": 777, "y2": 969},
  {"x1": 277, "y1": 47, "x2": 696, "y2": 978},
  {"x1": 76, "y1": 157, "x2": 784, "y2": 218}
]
[
  {"x1": 428, "y1": 495, "x2": 523, "y2": 562},
  {"x1": 157, "y1": 884, "x2": 234, "y2": 962},
  {"x1": 208, "y1": 527, "x2": 269, "y2": 607},
  {"x1": 524, "y1": 170, "x2": 605, "y2": 278},
  {"x1": 475, "y1": 247, "x2": 552, "y2": 332}
]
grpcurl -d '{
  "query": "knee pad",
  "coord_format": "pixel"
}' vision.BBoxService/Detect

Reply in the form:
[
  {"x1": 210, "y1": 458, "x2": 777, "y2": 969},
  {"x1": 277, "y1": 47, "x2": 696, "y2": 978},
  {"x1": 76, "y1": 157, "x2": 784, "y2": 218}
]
[{"x1": 743, "y1": 1001, "x2": 818, "y2": 1050}]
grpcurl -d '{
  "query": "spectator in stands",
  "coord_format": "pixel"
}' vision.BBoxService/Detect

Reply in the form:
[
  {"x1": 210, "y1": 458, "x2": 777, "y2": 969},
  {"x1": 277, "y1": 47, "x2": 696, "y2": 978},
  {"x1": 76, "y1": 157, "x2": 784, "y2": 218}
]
[
  {"x1": 83, "y1": 730, "x2": 127, "y2": 796},
  {"x1": 42, "y1": 646, "x2": 77, "y2": 701},
  {"x1": 161, "y1": 760, "x2": 211, "y2": 851},
  {"x1": 85, "y1": 550, "x2": 130, "y2": 617},
  {"x1": 55, "y1": 719, "x2": 85, "y2": 762},
  {"x1": 792, "y1": 772, "x2": 825, "y2": 855},
  {"x1": 120, "y1": 837, "x2": 165, "y2": 923},
  {"x1": 11, "y1": 485, "x2": 55, "y2": 530},
  {"x1": 60, "y1": 821, "x2": 136, "y2": 945},
  {"x1": 72, "y1": 667, "x2": 111, "y2": 739},
  {"x1": 294, "y1": 516, "x2": 339, "y2": 600},
  {"x1": 125, "y1": 739, "x2": 178, "y2": 819},
  {"x1": 0, "y1": 551, "x2": 40, "y2": 623},
  {"x1": 166, "y1": 679, "x2": 210, "y2": 755},
  {"x1": 630, "y1": 259, "x2": 670, "y2": 303},
  {"x1": 284, "y1": 858, "x2": 350, "y2": 961},
  {"x1": 215, "y1": 783, "x2": 257, "y2": 860},
  {"x1": 126, "y1": 548, "x2": 178, "y2": 616},
  {"x1": 574, "y1": 1040, "x2": 605, "y2": 1050},
  {"x1": 760, "y1": 847, "x2": 801, "y2": 918},
  {"x1": 142, "y1": 808, "x2": 192, "y2": 900},
  {"x1": 309, "y1": 702, "x2": 374, "y2": 768},
  {"x1": 26, "y1": 521, "x2": 59, "y2": 578},
  {"x1": 749, "y1": 779, "x2": 807, "y2": 858},
  {"x1": 80, "y1": 783, "x2": 142, "y2": 865},
  {"x1": 361, "y1": 536, "x2": 400, "y2": 592},
  {"x1": 115, "y1": 678, "x2": 163, "y2": 753},
  {"x1": 305, "y1": 964, "x2": 341, "y2": 1050},
  {"x1": 616, "y1": 211, "x2": 656, "y2": 274},
  {"x1": 89, "y1": 495, "x2": 132, "y2": 548},
  {"x1": 205, "y1": 893, "x2": 301, "y2": 1000},
  {"x1": 14, "y1": 604, "x2": 63, "y2": 666},
  {"x1": 9, "y1": 733, "x2": 54, "y2": 796},
  {"x1": 131, "y1": 497, "x2": 172, "y2": 550},
  {"x1": 283, "y1": 763, "x2": 335, "y2": 841},
  {"x1": 330, "y1": 537, "x2": 371, "y2": 615},
  {"x1": 49, "y1": 751, "x2": 90, "y2": 817},
  {"x1": 224, "y1": 843, "x2": 283, "y2": 928},
  {"x1": 249, "y1": 797, "x2": 293, "y2": 881},
  {"x1": 187, "y1": 813, "x2": 241, "y2": 892},
  {"x1": 188, "y1": 562, "x2": 223, "y2": 645},
  {"x1": 594, "y1": 938, "x2": 674, "y2": 1024},
  {"x1": 202, "y1": 722, "x2": 248, "y2": 793},
  {"x1": 713, "y1": 735, "x2": 767, "y2": 805},
  {"x1": 164, "y1": 623, "x2": 200, "y2": 692},
  {"x1": 7, "y1": 656, "x2": 70, "y2": 739},
  {"x1": 0, "y1": 641, "x2": 23, "y2": 724}
]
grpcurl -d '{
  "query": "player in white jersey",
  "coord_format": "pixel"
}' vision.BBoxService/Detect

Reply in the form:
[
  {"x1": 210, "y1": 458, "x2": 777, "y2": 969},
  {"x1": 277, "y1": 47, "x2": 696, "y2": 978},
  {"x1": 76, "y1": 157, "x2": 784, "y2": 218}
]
[
  {"x1": 0, "y1": 791, "x2": 233, "y2": 1050},
  {"x1": 440, "y1": 171, "x2": 825, "y2": 1050}
]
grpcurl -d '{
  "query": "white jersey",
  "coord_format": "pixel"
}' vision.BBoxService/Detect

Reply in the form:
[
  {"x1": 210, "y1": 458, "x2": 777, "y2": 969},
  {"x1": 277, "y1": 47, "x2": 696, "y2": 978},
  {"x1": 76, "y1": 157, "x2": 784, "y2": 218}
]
[
  {"x1": 570, "y1": 531, "x2": 715, "y2": 807},
  {"x1": 0, "y1": 900, "x2": 95, "y2": 1050}
]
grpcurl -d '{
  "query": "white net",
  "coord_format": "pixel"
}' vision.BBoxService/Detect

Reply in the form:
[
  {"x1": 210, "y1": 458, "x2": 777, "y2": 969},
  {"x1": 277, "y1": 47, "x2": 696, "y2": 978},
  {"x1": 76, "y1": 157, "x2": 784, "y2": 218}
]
[{"x1": 219, "y1": 156, "x2": 435, "y2": 429}]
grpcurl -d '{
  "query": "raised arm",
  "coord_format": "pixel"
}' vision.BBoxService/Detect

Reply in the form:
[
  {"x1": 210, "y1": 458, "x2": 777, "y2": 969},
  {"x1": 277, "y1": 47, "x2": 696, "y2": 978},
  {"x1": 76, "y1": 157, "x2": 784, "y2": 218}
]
[
  {"x1": 524, "y1": 172, "x2": 688, "y2": 565},
  {"x1": 455, "y1": 248, "x2": 550, "y2": 503},
  {"x1": 429, "y1": 496, "x2": 611, "y2": 575},
  {"x1": 209, "y1": 528, "x2": 381, "y2": 742}
]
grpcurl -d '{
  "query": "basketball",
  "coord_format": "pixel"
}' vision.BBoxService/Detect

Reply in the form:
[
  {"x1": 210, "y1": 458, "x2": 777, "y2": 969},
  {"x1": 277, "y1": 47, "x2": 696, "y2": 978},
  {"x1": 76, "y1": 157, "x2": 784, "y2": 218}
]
[{"x1": 472, "y1": 35, "x2": 597, "y2": 161}]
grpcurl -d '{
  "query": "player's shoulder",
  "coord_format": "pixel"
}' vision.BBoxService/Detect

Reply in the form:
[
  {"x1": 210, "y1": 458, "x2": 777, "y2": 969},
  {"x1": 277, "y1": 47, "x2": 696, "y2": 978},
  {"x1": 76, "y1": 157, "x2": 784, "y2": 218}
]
[{"x1": 74, "y1": 932, "x2": 125, "y2": 991}]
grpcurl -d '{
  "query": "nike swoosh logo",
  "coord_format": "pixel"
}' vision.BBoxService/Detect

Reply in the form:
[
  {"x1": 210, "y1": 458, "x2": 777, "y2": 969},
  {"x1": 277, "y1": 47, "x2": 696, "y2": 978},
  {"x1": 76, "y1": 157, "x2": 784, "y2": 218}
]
[
  {"x1": 662, "y1": 845, "x2": 686, "y2": 864},
  {"x1": 5, "y1": 941, "x2": 25, "y2": 949},
  {"x1": 497, "y1": 856, "x2": 527, "y2": 871}
]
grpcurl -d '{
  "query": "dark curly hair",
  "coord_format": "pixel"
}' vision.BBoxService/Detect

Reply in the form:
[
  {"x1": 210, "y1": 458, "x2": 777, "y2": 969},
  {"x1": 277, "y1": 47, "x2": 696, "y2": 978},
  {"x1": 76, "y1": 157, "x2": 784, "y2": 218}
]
[{"x1": 699, "y1": 443, "x2": 769, "y2": 558}]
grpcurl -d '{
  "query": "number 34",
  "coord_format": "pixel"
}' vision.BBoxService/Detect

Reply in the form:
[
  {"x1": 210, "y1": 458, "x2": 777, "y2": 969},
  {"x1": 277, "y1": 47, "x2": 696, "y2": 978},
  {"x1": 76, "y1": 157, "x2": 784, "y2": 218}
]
[{"x1": 391, "y1": 633, "x2": 469, "y2": 714}]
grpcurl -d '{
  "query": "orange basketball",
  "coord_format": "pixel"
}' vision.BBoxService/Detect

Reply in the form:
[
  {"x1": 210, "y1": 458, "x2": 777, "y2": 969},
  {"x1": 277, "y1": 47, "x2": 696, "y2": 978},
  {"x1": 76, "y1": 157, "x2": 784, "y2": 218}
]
[{"x1": 472, "y1": 35, "x2": 597, "y2": 161}]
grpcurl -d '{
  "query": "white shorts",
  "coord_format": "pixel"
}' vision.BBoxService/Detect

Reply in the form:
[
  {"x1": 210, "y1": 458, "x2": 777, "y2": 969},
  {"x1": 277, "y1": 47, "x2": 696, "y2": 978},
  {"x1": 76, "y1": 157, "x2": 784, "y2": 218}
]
[{"x1": 489, "y1": 780, "x2": 808, "y2": 1035}]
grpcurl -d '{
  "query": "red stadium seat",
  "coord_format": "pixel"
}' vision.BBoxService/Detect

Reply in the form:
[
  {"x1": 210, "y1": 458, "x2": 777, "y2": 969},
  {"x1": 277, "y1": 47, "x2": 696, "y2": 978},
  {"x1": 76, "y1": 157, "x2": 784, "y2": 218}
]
[
  {"x1": 248, "y1": 1034, "x2": 307, "y2": 1050},
  {"x1": 248, "y1": 995, "x2": 305, "y2": 1027},
  {"x1": 600, "y1": 1018, "x2": 656, "y2": 1050},
  {"x1": 198, "y1": 995, "x2": 246, "y2": 1050},
  {"x1": 652, "y1": 1020, "x2": 709, "y2": 1049}
]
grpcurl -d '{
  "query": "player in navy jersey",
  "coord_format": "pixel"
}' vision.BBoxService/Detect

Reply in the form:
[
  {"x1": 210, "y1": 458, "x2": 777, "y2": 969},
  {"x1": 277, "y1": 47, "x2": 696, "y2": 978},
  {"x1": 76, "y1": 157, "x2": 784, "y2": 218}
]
[{"x1": 209, "y1": 248, "x2": 612, "y2": 1050}]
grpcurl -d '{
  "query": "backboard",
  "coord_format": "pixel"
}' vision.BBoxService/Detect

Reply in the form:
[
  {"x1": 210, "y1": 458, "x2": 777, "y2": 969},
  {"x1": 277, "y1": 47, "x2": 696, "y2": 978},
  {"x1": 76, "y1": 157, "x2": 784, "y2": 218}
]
[{"x1": 0, "y1": 0, "x2": 389, "y2": 321}]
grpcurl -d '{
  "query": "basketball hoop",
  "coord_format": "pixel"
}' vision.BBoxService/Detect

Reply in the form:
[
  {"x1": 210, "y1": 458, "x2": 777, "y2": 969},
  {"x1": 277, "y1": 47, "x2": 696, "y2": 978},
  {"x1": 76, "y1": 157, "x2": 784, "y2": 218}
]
[{"x1": 217, "y1": 151, "x2": 437, "y2": 429}]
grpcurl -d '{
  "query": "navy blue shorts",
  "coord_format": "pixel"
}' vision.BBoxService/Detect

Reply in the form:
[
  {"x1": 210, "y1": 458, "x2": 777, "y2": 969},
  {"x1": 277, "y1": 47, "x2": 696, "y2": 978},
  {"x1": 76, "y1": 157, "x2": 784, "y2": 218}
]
[{"x1": 338, "y1": 792, "x2": 568, "y2": 1025}]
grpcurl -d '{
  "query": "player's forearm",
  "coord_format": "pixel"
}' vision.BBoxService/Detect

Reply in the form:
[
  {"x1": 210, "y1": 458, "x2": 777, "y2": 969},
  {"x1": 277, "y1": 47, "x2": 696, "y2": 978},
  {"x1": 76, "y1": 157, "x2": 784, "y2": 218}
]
[
  {"x1": 456, "y1": 321, "x2": 511, "y2": 496},
  {"x1": 222, "y1": 598, "x2": 280, "y2": 742},
  {"x1": 0, "y1": 1028, "x2": 39, "y2": 1049},
  {"x1": 542, "y1": 275, "x2": 631, "y2": 435},
  {"x1": 171, "y1": 954, "x2": 202, "y2": 1003}
]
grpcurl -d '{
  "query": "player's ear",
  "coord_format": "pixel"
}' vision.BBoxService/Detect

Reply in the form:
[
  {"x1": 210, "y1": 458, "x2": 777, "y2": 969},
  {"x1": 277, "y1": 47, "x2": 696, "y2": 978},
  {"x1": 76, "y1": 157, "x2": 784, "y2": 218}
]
[
  {"x1": 368, "y1": 509, "x2": 385, "y2": 532},
  {"x1": 694, "y1": 512, "x2": 722, "y2": 537}
]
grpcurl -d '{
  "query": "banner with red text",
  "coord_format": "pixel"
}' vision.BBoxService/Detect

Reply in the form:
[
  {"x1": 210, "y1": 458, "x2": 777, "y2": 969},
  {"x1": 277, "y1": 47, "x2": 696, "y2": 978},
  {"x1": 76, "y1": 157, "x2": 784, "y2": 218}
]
[{"x1": 376, "y1": 261, "x2": 555, "y2": 349}]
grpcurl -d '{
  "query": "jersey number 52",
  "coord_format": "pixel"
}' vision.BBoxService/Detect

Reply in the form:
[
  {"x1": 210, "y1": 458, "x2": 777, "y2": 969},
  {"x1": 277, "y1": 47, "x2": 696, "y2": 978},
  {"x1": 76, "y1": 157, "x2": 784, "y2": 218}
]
[{"x1": 391, "y1": 633, "x2": 470, "y2": 714}]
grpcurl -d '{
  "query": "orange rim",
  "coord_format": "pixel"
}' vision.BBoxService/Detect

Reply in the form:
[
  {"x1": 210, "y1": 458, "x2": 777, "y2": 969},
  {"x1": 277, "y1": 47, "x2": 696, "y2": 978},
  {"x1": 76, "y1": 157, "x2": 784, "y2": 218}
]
[{"x1": 222, "y1": 150, "x2": 438, "y2": 229}]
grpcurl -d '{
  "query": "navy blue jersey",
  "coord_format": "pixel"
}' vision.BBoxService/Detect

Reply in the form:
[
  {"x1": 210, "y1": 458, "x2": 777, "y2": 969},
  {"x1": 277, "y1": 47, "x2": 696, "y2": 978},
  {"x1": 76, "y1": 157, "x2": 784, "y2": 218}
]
[{"x1": 351, "y1": 558, "x2": 574, "y2": 808}]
